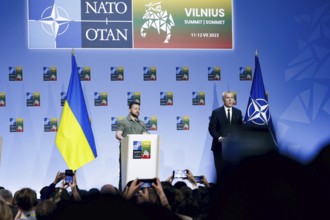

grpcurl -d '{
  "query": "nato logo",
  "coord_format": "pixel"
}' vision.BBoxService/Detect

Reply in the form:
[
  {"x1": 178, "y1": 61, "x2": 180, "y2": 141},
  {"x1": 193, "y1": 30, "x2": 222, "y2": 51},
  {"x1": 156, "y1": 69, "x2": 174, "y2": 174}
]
[
  {"x1": 44, "y1": 118, "x2": 58, "y2": 132},
  {"x1": 239, "y1": 67, "x2": 252, "y2": 81},
  {"x1": 110, "y1": 67, "x2": 124, "y2": 81},
  {"x1": 111, "y1": 117, "x2": 118, "y2": 131},
  {"x1": 176, "y1": 116, "x2": 189, "y2": 130},
  {"x1": 143, "y1": 67, "x2": 157, "y2": 81},
  {"x1": 246, "y1": 98, "x2": 270, "y2": 126},
  {"x1": 78, "y1": 66, "x2": 91, "y2": 81},
  {"x1": 0, "y1": 92, "x2": 6, "y2": 107},
  {"x1": 133, "y1": 141, "x2": 142, "y2": 151},
  {"x1": 127, "y1": 92, "x2": 141, "y2": 106},
  {"x1": 208, "y1": 67, "x2": 221, "y2": 81},
  {"x1": 144, "y1": 116, "x2": 157, "y2": 131},
  {"x1": 133, "y1": 140, "x2": 142, "y2": 159},
  {"x1": 43, "y1": 66, "x2": 57, "y2": 81},
  {"x1": 10, "y1": 118, "x2": 24, "y2": 132},
  {"x1": 26, "y1": 92, "x2": 40, "y2": 107},
  {"x1": 111, "y1": 116, "x2": 124, "y2": 131},
  {"x1": 160, "y1": 92, "x2": 173, "y2": 106},
  {"x1": 9, "y1": 67, "x2": 23, "y2": 81},
  {"x1": 94, "y1": 92, "x2": 108, "y2": 106},
  {"x1": 60, "y1": 92, "x2": 67, "y2": 106},
  {"x1": 28, "y1": 0, "x2": 133, "y2": 49},
  {"x1": 133, "y1": 141, "x2": 151, "y2": 159},
  {"x1": 176, "y1": 67, "x2": 189, "y2": 81},
  {"x1": 192, "y1": 92, "x2": 205, "y2": 106}
]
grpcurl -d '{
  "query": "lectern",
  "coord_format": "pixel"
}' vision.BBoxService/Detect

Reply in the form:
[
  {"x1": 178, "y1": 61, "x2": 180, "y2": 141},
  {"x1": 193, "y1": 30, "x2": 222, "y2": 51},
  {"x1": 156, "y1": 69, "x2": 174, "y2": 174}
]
[{"x1": 120, "y1": 134, "x2": 160, "y2": 190}]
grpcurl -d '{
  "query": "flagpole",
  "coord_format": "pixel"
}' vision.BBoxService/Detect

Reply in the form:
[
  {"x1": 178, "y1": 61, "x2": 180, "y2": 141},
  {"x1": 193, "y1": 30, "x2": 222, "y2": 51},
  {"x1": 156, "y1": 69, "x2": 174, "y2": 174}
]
[
  {"x1": 256, "y1": 49, "x2": 278, "y2": 149},
  {"x1": 267, "y1": 123, "x2": 279, "y2": 150}
]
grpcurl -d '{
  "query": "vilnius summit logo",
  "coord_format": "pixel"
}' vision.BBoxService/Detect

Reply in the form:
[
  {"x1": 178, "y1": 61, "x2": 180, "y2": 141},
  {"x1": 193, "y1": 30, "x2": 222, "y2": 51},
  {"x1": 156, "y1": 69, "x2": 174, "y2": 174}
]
[
  {"x1": 140, "y1": 2, "x2": 175, "y2": 43},
  {"x1": 28, "y1": 0, "x2": 133, "y2": 49}
]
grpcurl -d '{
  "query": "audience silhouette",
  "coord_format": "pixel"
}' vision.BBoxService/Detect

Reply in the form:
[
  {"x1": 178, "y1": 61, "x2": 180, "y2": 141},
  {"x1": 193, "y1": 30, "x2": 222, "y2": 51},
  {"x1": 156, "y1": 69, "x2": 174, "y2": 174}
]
[{"x1": 2, "y1": 141, "x2": 330, "y2": 220}]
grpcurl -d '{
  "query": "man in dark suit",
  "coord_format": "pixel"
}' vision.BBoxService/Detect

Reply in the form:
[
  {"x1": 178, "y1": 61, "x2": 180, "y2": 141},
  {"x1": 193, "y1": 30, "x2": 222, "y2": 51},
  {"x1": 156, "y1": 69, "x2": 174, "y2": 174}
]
[{"x1": 208, "y1": 91, "x2": 243, "y2": 184}]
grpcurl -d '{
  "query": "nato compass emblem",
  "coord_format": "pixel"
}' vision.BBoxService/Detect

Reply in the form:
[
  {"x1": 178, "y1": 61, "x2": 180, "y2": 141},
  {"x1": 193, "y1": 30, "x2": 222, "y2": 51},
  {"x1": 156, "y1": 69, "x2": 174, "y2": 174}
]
[
  {"x1": 39, "y1": 4, "x2": 70, "y2": 38},
  {"x1": 246, "y1": 98, "x2": 270, "y2": 125}
]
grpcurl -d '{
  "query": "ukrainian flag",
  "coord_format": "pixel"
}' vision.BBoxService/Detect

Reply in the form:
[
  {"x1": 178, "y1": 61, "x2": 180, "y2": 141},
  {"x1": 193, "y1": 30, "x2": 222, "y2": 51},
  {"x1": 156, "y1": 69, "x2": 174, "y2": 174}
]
[{"x1": 55, "y1": 53, "x2": 97, "y2": 171}]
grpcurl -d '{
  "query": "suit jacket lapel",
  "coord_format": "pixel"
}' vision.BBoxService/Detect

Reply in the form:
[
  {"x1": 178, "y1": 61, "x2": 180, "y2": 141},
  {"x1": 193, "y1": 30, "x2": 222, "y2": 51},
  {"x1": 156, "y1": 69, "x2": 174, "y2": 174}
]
[{"x1": 221, "y1": 106, "x2": 230, "y2": 125}]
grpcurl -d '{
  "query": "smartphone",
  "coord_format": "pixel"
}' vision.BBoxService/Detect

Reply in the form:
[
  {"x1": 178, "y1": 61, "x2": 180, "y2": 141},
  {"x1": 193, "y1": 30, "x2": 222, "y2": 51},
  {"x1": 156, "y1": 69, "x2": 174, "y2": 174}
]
[
  {"x1": 138, "y1": 179, "x2": 156, "y2": 188},
  {"x1": 194, "y1": 176, "x2": 203, "y2": 183},
  {"x1": 64, "y1": 169, "x2": 74, "y2": 185},
  {"x1": 173, "y1": 170, "x2": 188, "y2": 179}
]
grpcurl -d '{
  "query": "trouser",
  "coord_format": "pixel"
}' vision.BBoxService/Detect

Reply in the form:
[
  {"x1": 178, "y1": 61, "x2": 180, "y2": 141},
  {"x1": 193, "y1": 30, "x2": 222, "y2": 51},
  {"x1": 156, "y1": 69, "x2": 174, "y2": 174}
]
[
  {"x1": 213, "y1": 148, "x2": 223, "y2": 185},
  {"x1": 118, "y1": 144, "x2": 122, "y2": 192}
]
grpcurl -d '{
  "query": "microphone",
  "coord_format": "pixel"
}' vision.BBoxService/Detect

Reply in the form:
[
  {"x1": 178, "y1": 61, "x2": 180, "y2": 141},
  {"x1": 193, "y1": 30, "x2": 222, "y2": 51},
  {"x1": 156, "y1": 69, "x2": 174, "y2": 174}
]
[{"x1": 136, "y1": 119, "x2": 150, "y2": 134}]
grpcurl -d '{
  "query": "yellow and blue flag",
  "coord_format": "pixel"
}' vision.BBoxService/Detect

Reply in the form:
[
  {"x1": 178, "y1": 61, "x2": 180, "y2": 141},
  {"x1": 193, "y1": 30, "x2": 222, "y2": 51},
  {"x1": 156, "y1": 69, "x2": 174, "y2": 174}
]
[
  {"x1": 56, "y1": 53, "x2": 97, "y2": 170},
  {"x1": 243, "y1": 50, "x2": 278, "y2": 148}
]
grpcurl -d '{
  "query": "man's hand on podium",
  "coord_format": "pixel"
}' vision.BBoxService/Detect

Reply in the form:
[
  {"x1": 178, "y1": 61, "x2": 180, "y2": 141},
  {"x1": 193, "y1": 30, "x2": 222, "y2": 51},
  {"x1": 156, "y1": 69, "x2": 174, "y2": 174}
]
[
  {"x1": 218, "y1": 136, "x2": 225, "y2": 142},
  {"x1": 218, "y1": 134, "x2": 232, "y2": 142}
]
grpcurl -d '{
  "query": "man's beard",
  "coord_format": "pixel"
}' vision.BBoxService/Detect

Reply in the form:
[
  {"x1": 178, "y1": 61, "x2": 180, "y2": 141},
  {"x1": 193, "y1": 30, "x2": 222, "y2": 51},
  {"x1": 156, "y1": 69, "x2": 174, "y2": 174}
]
[{"x1": 131, "y1": 112, "x2": 139, "y2": 119}]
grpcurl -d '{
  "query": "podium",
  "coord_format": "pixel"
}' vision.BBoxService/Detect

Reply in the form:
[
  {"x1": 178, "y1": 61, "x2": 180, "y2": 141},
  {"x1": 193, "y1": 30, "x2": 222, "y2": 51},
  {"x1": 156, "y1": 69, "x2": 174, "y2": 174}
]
[
  {"x1": 222, "y1": 129, "x2": 277, "y2": 169},
  {"x1": 120, "y1": 134, "x2": 160, "y2": 190}
]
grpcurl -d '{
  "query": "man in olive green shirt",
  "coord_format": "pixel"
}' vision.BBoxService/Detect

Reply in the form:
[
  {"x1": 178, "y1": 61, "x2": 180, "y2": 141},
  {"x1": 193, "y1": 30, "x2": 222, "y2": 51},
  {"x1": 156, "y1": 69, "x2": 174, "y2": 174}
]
[
  {"x1": 116, "y1": 101, "x2": 148, "y2": 140},
  {"x1": 115, "y1": 101, "x2": 148, "y2": 190}
]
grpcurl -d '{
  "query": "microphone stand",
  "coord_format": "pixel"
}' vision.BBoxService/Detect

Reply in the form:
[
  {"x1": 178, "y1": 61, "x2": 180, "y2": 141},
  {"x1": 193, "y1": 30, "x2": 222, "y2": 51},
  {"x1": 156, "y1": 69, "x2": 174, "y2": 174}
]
[{"x1": 136, "y1": 119, "x2": 150, "y2": 134}]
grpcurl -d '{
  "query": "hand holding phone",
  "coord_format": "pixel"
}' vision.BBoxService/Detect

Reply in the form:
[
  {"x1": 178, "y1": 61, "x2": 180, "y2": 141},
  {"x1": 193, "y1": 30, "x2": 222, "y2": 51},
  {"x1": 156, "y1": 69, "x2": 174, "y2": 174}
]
[
  {"x1": 173, "y1": 170, "x2": 188, "y2": 179},
  {"x1": 138, "y1": 178, "x2": 156, "y2": 189},
  {"x1": 194, "y1": 176, "x2": 203, "y2": 183},
  {"x1": 64, "y1": 169, "x2": 74, "y2": 185}
]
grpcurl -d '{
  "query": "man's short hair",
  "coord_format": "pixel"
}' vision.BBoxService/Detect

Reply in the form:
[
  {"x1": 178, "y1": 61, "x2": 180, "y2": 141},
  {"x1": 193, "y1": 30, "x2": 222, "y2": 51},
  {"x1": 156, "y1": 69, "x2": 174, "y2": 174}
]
[
  {"x1": 129, "y1": 101, "x2": 140, "y2": 109},
  {"x1": 14, "y1": 188, "x2": 38, "y2": 211},
  {"x1": 100, "y1": 184, "x2": 120, "y2": 195},
  {"x1": 222, "y1": 91, "x2": 233, "y2": 98}
]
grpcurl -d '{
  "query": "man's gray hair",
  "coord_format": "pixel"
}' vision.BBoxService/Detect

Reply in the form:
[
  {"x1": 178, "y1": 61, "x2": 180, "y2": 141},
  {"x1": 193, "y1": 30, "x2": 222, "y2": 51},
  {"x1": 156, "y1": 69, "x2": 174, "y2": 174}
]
[{"x1": 222, "y1": 91, "x2": 233, "y2": 98}]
